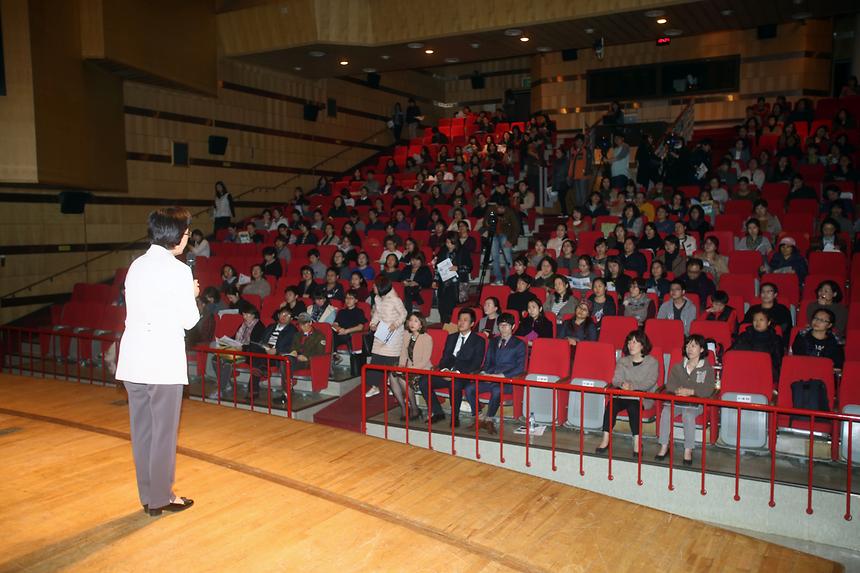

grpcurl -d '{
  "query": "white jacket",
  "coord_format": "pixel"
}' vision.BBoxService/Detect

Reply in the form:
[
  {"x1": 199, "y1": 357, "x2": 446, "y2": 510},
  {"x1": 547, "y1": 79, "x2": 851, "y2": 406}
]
[{"x1": 116, "y1": 245, "x2": 200, "y2": 385}]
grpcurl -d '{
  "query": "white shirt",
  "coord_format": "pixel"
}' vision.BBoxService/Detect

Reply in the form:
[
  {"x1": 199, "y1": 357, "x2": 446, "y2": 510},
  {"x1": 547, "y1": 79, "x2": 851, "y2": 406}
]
[
  {"x1": 214, "y1": 193, "x2": 232, "y2": 218},
  {"x1": 116, "y1": 245, "x2": 200, "y2": 385},
  {"x1": 453, "y1": 331, "x2": 471, "y2": 357}
]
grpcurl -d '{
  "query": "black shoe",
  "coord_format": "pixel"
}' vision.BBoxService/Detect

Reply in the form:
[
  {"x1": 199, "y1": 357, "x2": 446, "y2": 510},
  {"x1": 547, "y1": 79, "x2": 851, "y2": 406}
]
[
  {"x1": 142, "y1": 504, "x2": 148, "y2": 514},
  {"x1": 683, "y1": 457, "x2": 693, "y2": 466},
  {"x1": 654, "y1": 450, "x2": 669, "y2": 461},
  {"x1": 595, "y1": 445, "x2": 609, "y2": 454},
  {"x1": 430, "y1": 412, "x2": 445, "y2": 424},
  {"x1": 148, "y1": 497, "x2": 194, "y2": 516},
  {"x1": 453, "y1": 417, "x2": 460, "y2": 427}
]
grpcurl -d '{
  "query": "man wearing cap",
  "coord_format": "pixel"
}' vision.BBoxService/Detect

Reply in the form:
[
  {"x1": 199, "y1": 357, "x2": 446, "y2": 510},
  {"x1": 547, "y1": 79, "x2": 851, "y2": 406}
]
[
  {"x1": 463, "y1": 313, "x2": 526, "y2": 434},
  {"x1": 278, "y1": 313, "x2": 327, "y2": 403}
]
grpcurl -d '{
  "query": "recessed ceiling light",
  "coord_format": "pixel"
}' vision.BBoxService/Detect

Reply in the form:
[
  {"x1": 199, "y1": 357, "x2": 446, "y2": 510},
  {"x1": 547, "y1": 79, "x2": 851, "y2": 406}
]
[
  {"x1": 536, "y1": 46, "x2": 552, "y2": 53},
  {"x1": 504, "y1": 29, "x2": 522, "y2": 37},
  {"x1": 657, "y1": 18, "x2": 667, "y2": 24},
  {"x1": 519, "y1": 37, "x2": 530, "y2": 42},
  {"x1": 380, "y1": 54, "x2": 390, "y2": 60},
  {"x1": 644, "y1": 9, "x2": 665, "y2": 17},
  {"x1": 293, "y1": 66, "x2": 302, "y2": 71},
  {"x1": 407, "y1": 42, "x2": 424, "y2": 49},
  {"x1": 362, "y1": 67, "x2": 377, "y2": 73},
  {"x1": 339, "y1": 60, "x2": 349, "y2": 66},
  {"x1": 308, "y1": 50, "x2": 326, "y2": 57},
  {"x1": 470, "y1": 42, "x2": 481, "y2": 48},
  {"x1": 664, "y1": 28, "x2": 682, "y2": 36},
  {"x1": 584, "y1": 27, "x2": 594, "y2": 34},
  {"x1": 720, "y1": 9, "x2": 733, "y2": 16},
  {"x1": 792, "y1": 11, "x2": 812, "y2": 20},
  {"x1": 444, "y1": 57, "x2": 460, "y2": 63},
  {"x1": 424, "y1": 49, "x2": 434, "y2": 54}
]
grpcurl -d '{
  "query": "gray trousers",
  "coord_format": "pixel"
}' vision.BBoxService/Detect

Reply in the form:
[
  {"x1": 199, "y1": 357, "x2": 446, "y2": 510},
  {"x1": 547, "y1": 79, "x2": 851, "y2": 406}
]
[
  {"x1": 658, "y1": 403, "x2": 702, "y2": 450},
  {"x1": 124, "y1": 382, "x2": 183, "y2": 508}
]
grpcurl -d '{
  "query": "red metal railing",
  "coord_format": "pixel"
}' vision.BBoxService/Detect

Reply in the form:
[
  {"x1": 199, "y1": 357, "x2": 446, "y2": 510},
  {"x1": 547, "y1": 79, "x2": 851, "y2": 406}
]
[
  {"x1": 360, "y1": 363, "x2": 859, "y2": 521},
  {"x1": 0, "y1": 326, "x2": 293, "y2": 416}
]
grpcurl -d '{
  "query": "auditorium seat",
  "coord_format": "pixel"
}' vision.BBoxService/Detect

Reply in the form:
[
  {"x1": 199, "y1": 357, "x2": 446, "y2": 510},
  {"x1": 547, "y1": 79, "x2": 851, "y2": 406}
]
[
  {"x1": 718, "y1": 350, "x2": 775, "y2": 451},
  {"x1": 690, "y1": 320, "x2": 733, "y2": 354},
  {"x1": 837, "y1": 361, "x2": 860, "y2": 464},
  {"x1": 598, "y1": 316, "x2": 638, "y2": 352},
  {"x1": 644, "y1": 319, "x2": 684, "y2": 353},
  {"x1": 565, "y1": 341, "x2": 616, "y2": 430},
  {"x1": 524, "y1": 338, "x2": 572, "y2": 424},
  {"x1": 775, "y1": 356, "x2": 836, "y2": 442}
]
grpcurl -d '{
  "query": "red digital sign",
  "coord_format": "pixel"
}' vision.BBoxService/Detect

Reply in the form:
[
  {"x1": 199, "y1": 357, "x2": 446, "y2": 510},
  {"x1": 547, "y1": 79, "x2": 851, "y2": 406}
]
[{"x1": 656, "y1": 36, "x2": 671, "y2": 46}]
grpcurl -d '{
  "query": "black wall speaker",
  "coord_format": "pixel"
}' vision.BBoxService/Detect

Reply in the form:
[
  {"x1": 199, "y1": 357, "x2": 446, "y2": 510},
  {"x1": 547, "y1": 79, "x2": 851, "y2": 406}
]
[
  {"x1": 757, "y1": 24, "x2": 777, "y2": 39},
  {"x1": 366, "y1": 72, "x2": 381, "y2": 88},
  {"x1": 303, "y1": 103, "x2": 319, "y2": 121},
  {"x1": 470, "y1": 74, "x2": 485, "y2": 90},
  {"x1": 59, "y1": 191, "x2": 92, "y2": 214},
  {"x1": 561, "y1": 48, "x2": 578, "y2": 61},
  {"x1": 208, "y1": 135, "x2": 228, "y2": 155},
  {"x1": 327, "y1": 98, "x2": 337, "y2": 117}
]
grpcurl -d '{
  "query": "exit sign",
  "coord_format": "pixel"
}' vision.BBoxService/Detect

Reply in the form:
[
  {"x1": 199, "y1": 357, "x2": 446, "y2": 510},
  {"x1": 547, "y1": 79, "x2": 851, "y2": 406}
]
[{"x1": 656, "y1": 36, "x2": 671, "y2": 46}]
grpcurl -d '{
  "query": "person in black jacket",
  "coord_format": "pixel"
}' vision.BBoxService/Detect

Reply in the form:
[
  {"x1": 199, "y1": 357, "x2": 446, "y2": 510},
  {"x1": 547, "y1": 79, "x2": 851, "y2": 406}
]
[
  {"x1": 433, "y1": 232, "x2": 472, "y2": 325},
  {"x1": 515, "y1": 299, "x2": 554, "y2": 339},
  {"x1": 398, "y1": 253, "x2": 433, "y2": 312},
  {"x1": 791, "y1": 308, "x2": 845, "y2": 369},
  {"x1": 417, "y1": 309, "x2": 486, "y2": 425},
  {"x1": 742, "y1": 282, "x2": 792, "y2": 343},
  {"x1": 261, "y1": 247, "x2": 282, "y2": 279},
  {"x1": 210, "y1": 301, "x2": 268, "y2": 400},
  {"x1": 248, "y1": 307, "x2": 298, "y2": 399},
  {"x1": 731, "y1": 309, "x2": 784, "y2": 385}
]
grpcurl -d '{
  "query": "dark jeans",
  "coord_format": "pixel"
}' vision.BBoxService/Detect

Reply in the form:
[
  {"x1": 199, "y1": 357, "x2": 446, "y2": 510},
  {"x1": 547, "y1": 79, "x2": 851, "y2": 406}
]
[
  {"x1": 418, "y1": 374, "x2": 468, "y2": 417},
  {"x1": 609, "y1": 174, "x2": 628, "y2": 191},
  {"x1": 555, "y1": 181, "x2": 570, "y2": 216},
  {"x1": 464, "y1": 380, "x2": 511, "y2": 418},
  {"x1": 602, "y1": 397, "x2": 641, "y2": 436},
  {"x1": 333, "y1": 333, "x2": 353, "y2": 351},
  {"x1": 213, "y1": 216, "x2": 231, "y2": 235},
  {"x1": 366, "y1": 354, "x2": 399, "y2": 389}
]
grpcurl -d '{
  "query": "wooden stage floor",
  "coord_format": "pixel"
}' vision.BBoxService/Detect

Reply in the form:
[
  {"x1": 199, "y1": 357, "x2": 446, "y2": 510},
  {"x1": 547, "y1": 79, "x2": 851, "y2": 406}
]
[{"x1": 0, "y1": 375, "x2": 842, "y2": 573}]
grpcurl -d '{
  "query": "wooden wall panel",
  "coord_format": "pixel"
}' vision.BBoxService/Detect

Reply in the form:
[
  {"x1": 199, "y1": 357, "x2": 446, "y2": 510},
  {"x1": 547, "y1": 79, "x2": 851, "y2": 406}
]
[
  {"x1": 438, "y1": 57, "x2": 531, "y2": 111},
  {"x1": 0, "y1": 0, "x2": 37, "y2": 183}
]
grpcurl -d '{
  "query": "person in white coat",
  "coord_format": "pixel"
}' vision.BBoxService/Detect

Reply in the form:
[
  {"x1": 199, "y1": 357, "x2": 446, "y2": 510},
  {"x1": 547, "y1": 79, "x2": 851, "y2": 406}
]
[{"x1": 116, "y1": 207, "x2": 200, "y2": 516}]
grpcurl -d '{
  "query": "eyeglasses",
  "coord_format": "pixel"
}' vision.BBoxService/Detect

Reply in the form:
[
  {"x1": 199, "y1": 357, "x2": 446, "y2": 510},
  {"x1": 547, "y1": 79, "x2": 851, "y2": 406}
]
[{"x1": 812, "y1": 317, "x2": 831, "y2": 324}]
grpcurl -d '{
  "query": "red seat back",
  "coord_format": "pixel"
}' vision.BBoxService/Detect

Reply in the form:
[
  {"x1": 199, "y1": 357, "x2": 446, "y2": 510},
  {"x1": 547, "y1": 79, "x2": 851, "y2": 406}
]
[
  {"x1": 644, "y1": 319, "x2": 685, "y2": 353},
  {"x1": 598, "y1": 316, "x2": 639, "y2": 350},
  {"x1": 721, "y1": 350, "x2": 774, "y2": 396},
  {"x1": 570, "y1": 341, "x2": 616, "y2": 383}
]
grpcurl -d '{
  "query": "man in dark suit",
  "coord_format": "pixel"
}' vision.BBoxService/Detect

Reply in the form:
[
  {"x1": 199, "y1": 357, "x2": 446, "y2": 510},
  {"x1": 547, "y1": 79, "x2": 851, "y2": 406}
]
[
  {"x1": 417, "y1": 308, "x2": 485, "y2": 426},
  {"x1": 463, "y1": 313, "x2": 526, "y2": 434}
]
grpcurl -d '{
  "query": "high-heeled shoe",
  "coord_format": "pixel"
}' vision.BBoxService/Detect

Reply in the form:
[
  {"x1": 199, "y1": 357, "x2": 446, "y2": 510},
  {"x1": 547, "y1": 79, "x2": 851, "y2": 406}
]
[
  {"x1": 654, "y1": 449, "x2": 669, "y2": 461},
  {"x1": 595, "y1": 445, "x2": 609, "y2": 454},
  {"x1": 682, "y1": 457, "x2": 693, "y2": 466}
]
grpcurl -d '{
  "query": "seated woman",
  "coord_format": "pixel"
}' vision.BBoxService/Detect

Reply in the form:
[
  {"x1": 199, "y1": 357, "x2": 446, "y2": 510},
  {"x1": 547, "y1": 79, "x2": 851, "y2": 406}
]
[
  {"x1": 596, "y1": 330, "x2": 660, "y2": 454},
  {"x1": 805, "y1": 280, "x2": 848, "y2": 335},
  {"x1": 619, "y1": 237, "x2": 647, "y2": 277},
  {"x1": 620, "y1": 204, "x2": 644, "y2": 238},
  {"x1": 533, "y1": 256, "x2": 558, "y2": 289},
  {"x1": 208, "y1": 301, "x2": 267, "y2": 400},
  {"x1": 295, "y1": 265, "x2": 318, "y2": 298},
  {"x1": 569, "y1": 255, "x2": 596, "y2": 298},
  {"x1": 809, "y1": 217, "x2": 848, "y2": 253},
  {"x1": 514, "y1": 299, "x2": 554, "y2": 341},
  {"x1": 556, "y1": 239, "x2": 578, "y2": 272},
  {"x1": 792, "y1": 308, "x2": 845, "y2": 369},
  {"x1": 398, "y1": 252, "x2": 433, "y2": 312},
  {"x1": 220, "y1": 264, "x2": 238, "y2": 292},
  {"x1": 639, "y1": 223, "x2": 663, "y2": 252},
  {"x1": 319, "y1": 222, "x2": 340, "y2": 246},
  {"x1": 731, "y1": 309, "x2": 784, "y2": 383},
  {"x1": 389, "y1": 311, "x2": 432, "y2": 421},
  {"x1": 478, "y1": 297, "x2": 502, "y2": 337},
  {"x1": 353, "y1": 252, "x2": 376, "y2": 281},
  {"x1": 698, "y1": 236, "x2": 729, "y2": 285},
  {"x1": 348, "y1": 271, "x2": 371, "y2": 302},
  {"x1": 606, "y1": 224, "x2": 628, "y2": 251},
  {"x1": 734, "y1": 218, "x2": 772, "y2": 256},
  {"x1": 656, "y1": 235, "x2": 688, "y2": 277},
  {"x1": 655, "y1": 334, "x2": 717, "y2": 465},
  {"x1": 322, "y1": 268, "x2": 345, "y2": 302},
  {"x1": 604, "y1": 257, "x2": 631, "y2": 298},
  {"x1": 587, "y1": 277, "x2": 617, "y2": 332},
  {"x1": 702, "y1": 290, "x2": 736, "y2": 323},
  {"x1": 529, "y1": 238, "x2": 549, "y2": 268},
  {"x1": 545, "y1": 274, "x2": 578, "y2": 324},
  {"x1": 331, "y1": 289, "x2": 368, "y2": 354},
  {"x1": 505, "y1": 256, "x2": 530, "y2": 292},
  {"x1": 507, "y1": 274, "x2": 539, "y2": 316},
  {"x1": 622, "y1": 278, "x2": 656, "y2": 327},
  {"x1": 546, "y1": 223, "x2": 570, "y2": 257},
  {"x1": 243, "y1": 264, "x2": 271, "y2": 299},
  {"x1": 380, "y1": 253, "x2": 402, "y2": 282},
  {"x1": 645, "y1": 260, "x2": 671, "y2": 300},
  {"x1": 308, "y1": 291, "x2": 337, "y2": 324},
  {"x1": 764, "y1": 236, "x2": 808, "y2": 284},
  {"x1": 557, "y1": 299, "x2": 598, "y2": 351}
]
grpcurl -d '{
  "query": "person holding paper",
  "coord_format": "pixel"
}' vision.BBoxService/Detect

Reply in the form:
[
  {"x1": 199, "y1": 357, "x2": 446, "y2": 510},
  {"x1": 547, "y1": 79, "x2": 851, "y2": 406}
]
[
  {"x1": 432, "y1": 232, "x2": 472, "y2": 326},
  {"x1": 365, "y1": 277, "x2": 407, "y2": 398},
  {"x1": 208, "y1": 301, "x2": 266, "y2": 400}
]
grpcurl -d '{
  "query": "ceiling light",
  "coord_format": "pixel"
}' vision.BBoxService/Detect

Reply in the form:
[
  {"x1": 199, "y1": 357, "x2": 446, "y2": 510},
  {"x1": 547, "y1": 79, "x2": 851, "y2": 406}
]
[
  {"x1": 339, "y1": 60, "x2": 349, "y2": 66},
  {"x1": 519, "y1": 37, "x2": 530, "y2": 43},
  {"x1": 308, "y1": 50, "x2": 326, "y2": 57},
  {"x1": 644, "y1": 9, "x2": 665, "y2": 17},
  {"x1": 504, "y1": 29, "x2": 522, "y2": 37},
  {"x1": 407, "y1": 42, "x2": 424, "y2": 49},
  {"x1": 721, "y1": 9, "x2": 733, "y2": 16},
  {"x1": 424, "y1": 49, "x2": 434, "y2": 54},
  {"x1": 657, "y1": 18, "x2": 667, "y2": 24},
  {"x1": 293, "y1": 66, "x2": 302, "y2": 71},
  {"x1": 792, "y1": 11, "x2": 812, "y2": 20},
  {"x1": 362, "y1": 67, "x2": 377, "y2": 73},
  {"x1": 444, "y1": 57, "x2": 460, "y2": 63},
  {"x1": 536, "y1": 46, "x2": 552, "y2": 53},
  {"x1": 584, "y1": 28, "x2": 594, "y2": 34},
  {"x1": 470, "y1": 42, "x2": 481, "y2": 48},
  {"x1": 664, "y1": 28, "x2": 682, "y2": 36},
  {"x1": 380, "y1": 54, "x2": 390, "y2": 60}
]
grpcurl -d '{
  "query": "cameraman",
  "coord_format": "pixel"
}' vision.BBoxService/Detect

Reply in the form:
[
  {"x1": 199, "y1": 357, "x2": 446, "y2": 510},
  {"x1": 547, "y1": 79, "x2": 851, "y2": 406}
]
[{"x1": 483, "y1": 198, "x2": 521, "y2": 284}]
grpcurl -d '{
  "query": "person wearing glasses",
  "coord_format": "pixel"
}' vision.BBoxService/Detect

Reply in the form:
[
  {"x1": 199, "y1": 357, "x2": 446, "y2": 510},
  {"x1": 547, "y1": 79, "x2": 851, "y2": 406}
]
[
  {"x1": 791, "y1": 308, "x2": 845, "y2": 369},
  {"x1": 116, "y1": 208, "x2": 200, "y2": 516}
]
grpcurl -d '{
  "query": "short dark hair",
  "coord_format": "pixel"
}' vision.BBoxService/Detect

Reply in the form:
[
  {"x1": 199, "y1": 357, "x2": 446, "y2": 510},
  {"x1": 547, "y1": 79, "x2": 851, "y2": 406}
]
[
  {"x1": 670, "y1": 278, "x2": 686, "y2": 291},
  {"x1": 712, "y1": 290, "x2": 729, "y2": 305},
  {"x1": 759, "y1": 282, "x2": 778, "y2": 295},
  {"x1": 484, "y1": 296, "x2": 500, "y2": 310},
  {"x1": 623, "y1": 329, "x2": 652, "y2": 356},
  {"x1": 148, "y1": 207, "x2": 191, "y2": 249},
  {"x1": 237, "y1": 300, "x2": 259, "y2": 317},
  {"x1": 407, "y1": 310, "x2": 427, "y2": 333},
  {"x1": 308, "y1": 248, "x2": 320, "y2": 259},
  {"x1": 458, "y1": 307, "x2": 477, "y2": 323},
  {"x1": 498, "y1": 312, "x2": 516, "y2": 326},
  {"x1": 816, "y1": 280, "x2": 843, "y2": 302},
  {"x1": 375, "y1": 275, "x2": 393, "y2": 296},
  {"x1": 684, "y1": 334, "x2": 707, "y2": 356},
  {"x1": 262, "y1": 246, "x2": 277, "y2": 257},
  {"x1": 812, "y1": 307, "x2": 836, "y2": 327}
]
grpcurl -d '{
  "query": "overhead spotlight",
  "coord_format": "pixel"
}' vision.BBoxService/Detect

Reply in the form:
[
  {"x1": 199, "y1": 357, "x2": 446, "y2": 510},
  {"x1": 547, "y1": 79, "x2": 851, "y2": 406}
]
[
  {"x1": 380, "y1": 54, "x2": 391, "y2": 60},
  {"x1": 308, "y1": 50, "x2": 326, "y2": 57},
  {"x1": 424, "y1": 49, "x2": 434, "y2": 54},
  {"x1": 657, "y1": 18, "x2": 667, "y2": 24},
  {"x1": 665, "y1": 28, "x2": 682, "y2": 36},
  {"x1": 293, "y1": 66, "x2": 302, "y2": 71},
  {"x1": 584, "y1": 27, "x2": 595, "y2": 34},
  {"x1": 444, "y1": 57, "x2": 460, "y2": 63},
  {"x1": 407, "y1": 42, "x2": 424, "y2": 49},
  {"x1": 536, "y1": 46, "x2": 552, "y2": 53},
  {"x1": 520, "y1": 37, "x2": 530, "y2": 42},
  {"x1": 362, "y1": 67, "x2": 377, "y2": 73},
  {"x1": 339, "y1": 60, "x2": 349, "y2": 66},
  {"x1": 792, "y1": 11, "x2": 812, "y2": 20},
  {"x1": 504, "y1": 29, "x2": 523, "y2": 37},
  {"x1": 470, "y1": 42, "x2": 481, "y2": 48}
]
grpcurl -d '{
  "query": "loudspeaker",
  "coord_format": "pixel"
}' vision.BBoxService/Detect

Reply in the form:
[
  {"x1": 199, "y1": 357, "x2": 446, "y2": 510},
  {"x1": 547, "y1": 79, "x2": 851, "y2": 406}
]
[
  {"x1": 303, "y1": 103, "x2": 319, "y2": 121},
  {"x1": 58, "y1": 191, "x2": 92, "y2": 214},
  {"x1": 366, "y1": 73, "x2": 381, "y2": 88},
  {"x1": 757, "y1": 24, "x2": 777, "y2": 39},
  {"x1": 208, "y1": 135, "x2": 228, "y2": 155},
  {"x1": 561, "y1": 48, "x2": 578, "y2": 61},
  {"x1": 470, "y1": 74, "x2": 485, "y2": 90}
]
